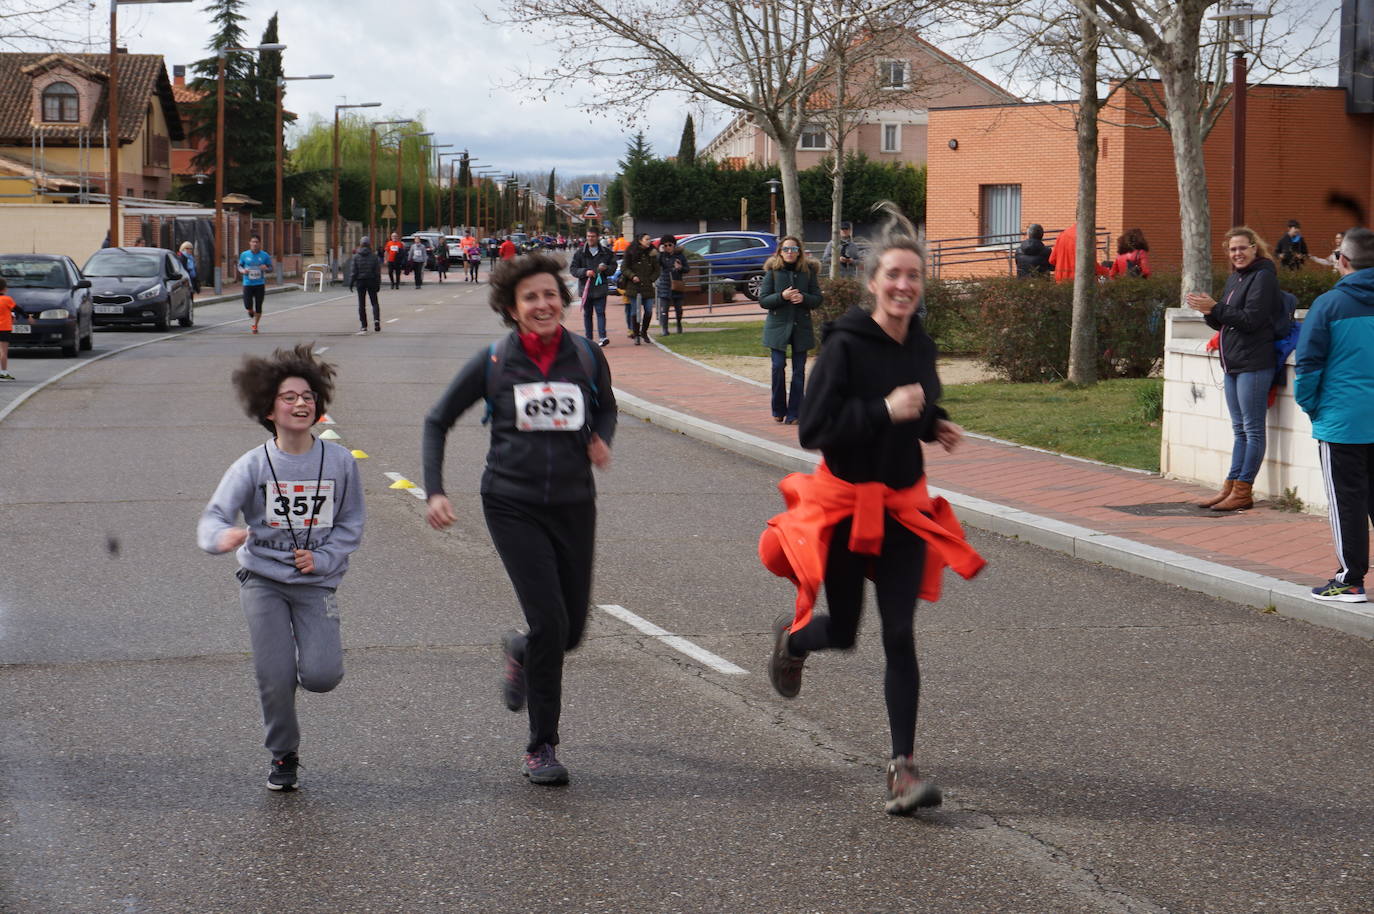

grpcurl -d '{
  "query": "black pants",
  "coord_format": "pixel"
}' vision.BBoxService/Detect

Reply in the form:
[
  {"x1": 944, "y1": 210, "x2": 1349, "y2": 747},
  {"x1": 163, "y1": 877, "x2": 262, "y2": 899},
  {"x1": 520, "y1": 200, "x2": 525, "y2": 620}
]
[
  {"x1": 387, "y1": 263, "x2": 403, "y2": 289},
  {"x1": 242, "y1": 284, "x2": 265, "y2": 315},
  {"x1": 356, "y1": 284, "x2": 379, "y2": 325},
  {"x1": 466, "y1": 260, "x2": 480, "y2": 281},
  {"x1": 787, "y1": 515, "x2": 926, "y2": 759},
  {"x1": 412, "y1": 264, "x2": 424, "y2": 288},
  {"x1": 1318, "y1": 440, "x2": 1374, "y2": 586},
  {"x1": 483, "y1": 493, "x2": 596, "y2": 752}
]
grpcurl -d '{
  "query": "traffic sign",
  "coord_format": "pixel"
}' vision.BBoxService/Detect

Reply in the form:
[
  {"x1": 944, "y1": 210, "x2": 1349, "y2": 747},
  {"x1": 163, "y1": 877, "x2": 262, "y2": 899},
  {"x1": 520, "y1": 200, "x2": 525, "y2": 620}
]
[
  {"x1": 582, "y1": 183, "x2": 601, "y2": 201},
  {"x1": 582, "y1": 205, "x2": 598, "y2": 219},
  {"x1": 380, "y1": 205, "x2": 396, "y2": 219}
]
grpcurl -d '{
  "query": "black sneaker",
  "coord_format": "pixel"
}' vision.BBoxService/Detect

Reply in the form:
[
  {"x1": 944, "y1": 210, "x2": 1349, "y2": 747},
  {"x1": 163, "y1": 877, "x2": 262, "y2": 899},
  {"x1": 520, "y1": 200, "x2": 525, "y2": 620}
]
[
  {"x1": 1311, "y1": 579, "x2": 1367, "y2": 602},
  {"x1": 501, "y1": 630, "x2": 527, "y2": 712},
  {"x1": 375, "y1": 321, "x2": 381, "y2": 332},
  {"x1": 267, "y1": 752, "x2": 300, "y2": 791},
  {"x1": 598, "y1": 338, "x2": 610, "y2": 348},
  {"x1": 768, "y1": 613, "x2": 804, "y2": 698},
  {"x1": 885, "y1": 756, "x2": 942, "y2": 814},
  {"x1": 522, "y1": 743, "x2": 569, "y2": 785}
]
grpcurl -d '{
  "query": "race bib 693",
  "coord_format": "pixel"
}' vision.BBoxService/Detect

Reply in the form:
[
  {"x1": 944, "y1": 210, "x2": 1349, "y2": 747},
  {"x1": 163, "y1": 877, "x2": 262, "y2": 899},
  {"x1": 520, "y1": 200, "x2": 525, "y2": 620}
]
[{"x1": 513, "y1": 381, "x2": 585, "y2": 432}]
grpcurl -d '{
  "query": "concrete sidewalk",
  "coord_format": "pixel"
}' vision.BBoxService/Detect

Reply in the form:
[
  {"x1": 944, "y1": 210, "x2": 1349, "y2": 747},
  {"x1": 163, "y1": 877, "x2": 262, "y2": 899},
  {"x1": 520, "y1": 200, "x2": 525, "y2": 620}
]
[{"x1": 595, "y1": 327, "x2": 1374, "y2": 640}]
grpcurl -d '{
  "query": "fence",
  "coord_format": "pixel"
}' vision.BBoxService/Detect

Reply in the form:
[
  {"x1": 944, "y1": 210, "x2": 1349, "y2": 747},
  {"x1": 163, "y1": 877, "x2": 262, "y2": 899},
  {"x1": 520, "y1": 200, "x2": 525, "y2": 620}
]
[{"x1": 927, "y1": 228, "x2": 1112, "y2": 279}]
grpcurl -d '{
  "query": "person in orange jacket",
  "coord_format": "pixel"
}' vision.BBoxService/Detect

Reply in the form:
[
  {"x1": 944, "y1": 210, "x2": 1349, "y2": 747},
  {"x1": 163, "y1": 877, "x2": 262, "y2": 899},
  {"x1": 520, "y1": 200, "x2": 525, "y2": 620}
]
[
  {"x1": 611, "y1": 234, "x2": 630, "y2": 254},
  {"x1": 760, "y1": 202, "x2": 984, "y2": 816},
  {"x1": 1047, "y1": 222, "x2": 1110, "y2": 282},
  {"x1": 383, "y1": 233, "x2": 407, "y2": 290},
  {"x1": 499, "y1": 237, "x2": 518, "y2": 260}
]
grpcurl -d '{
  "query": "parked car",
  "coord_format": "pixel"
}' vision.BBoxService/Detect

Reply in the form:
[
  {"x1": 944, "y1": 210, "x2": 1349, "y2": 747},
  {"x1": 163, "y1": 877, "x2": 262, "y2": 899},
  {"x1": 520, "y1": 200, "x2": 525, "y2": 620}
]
[
  {"x1": 0, "y1": 254, "x2": 93, "y2": 357},
  {"x1": 82, "y1": 247, "x2": 193, "y2": 330},
  {"x1": 675, "y1": 231, "x2": 779, "y2": 299}
]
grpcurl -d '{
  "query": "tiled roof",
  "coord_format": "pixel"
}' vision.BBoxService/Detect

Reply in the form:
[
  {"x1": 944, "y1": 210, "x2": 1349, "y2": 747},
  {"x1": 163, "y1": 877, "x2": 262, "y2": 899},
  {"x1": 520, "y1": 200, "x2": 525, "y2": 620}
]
[
  {"x1": 0, "y1": 52, "x2": 184, "y2": 145},
  {"x1": 172, "y1": 84, "x2": 205, "y2": 105}
]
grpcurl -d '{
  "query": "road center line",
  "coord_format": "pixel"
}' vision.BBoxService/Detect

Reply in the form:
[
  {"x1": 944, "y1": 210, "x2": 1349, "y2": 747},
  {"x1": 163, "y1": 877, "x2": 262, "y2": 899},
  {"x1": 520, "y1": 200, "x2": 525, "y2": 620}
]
[{"x1": 595, "y1": 604, "x2": 747, "y2": 675}]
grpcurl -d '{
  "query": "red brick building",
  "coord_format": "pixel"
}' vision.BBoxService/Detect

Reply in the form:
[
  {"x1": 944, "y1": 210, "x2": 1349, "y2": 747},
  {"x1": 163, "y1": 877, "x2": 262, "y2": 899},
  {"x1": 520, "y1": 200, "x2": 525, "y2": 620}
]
[{"x1": 926, "y1": 82, "x2": 1369, "y2": 276}]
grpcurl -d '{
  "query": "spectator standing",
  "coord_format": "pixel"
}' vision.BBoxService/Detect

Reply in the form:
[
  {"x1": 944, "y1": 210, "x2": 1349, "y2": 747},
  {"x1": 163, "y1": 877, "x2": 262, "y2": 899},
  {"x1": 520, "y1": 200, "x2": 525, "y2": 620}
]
[
  {"x1": 178, "y1": 241, "x2": 201, "y2": 297},
  {"x1": 499, "y1": 237, "x2": 518, "y2": 260},
  {"x1": 434, "y1": 238, "x2": 450, "y2": 282},
  {"x1": 759, "y1": 236, "x2": 822, "y2": 424},
  {"x1": 569, "y1": 228, "x2": 616, "y2": 347},
  {"x1": 0, "y1": 277, "x2": 19, "y2": 380},
  {"x1": 822, "y1": 222, "x2": 861, "y2": 278},
  {"x1": 656, "y1": 235, "x2": 689, "y2": 335},
  {"x1": 408, "y1": 238, "x2": 428, "y2": 289},
  {"x1": 1108, "y1": 228, "x2": 1152, "y2": 279},
  {"x1": 1275, "y1": 219, "x2": 1309, "y2": 271},
  {"x1": 237, "y1": 233, "x2": 274, "y2": 334},
  {"x1": 1295, "y1": 227, "x2": 1374, "y2": 603},
  {"x1": 1014, "y1": 224, "x2": 1052, "y2": 278},
  {"x1": 1311, "y1": 232, "x2": 1346, "y2": 273},
  {"x1": 619, "y1": 233, "x2": 660, "y2": 345},
  {"x1": 1047, "y1": 223, "x2": 1109, "y2": 283},
  {"x1": 1185, "y1": 226, "x2": 1288, "y2": 511},
  {"x1": 383, "y1": 233, "x2": 406, "y2": 290},
  {"x1": 348, "y1": 236, "x2": 383, "y2": 332}
]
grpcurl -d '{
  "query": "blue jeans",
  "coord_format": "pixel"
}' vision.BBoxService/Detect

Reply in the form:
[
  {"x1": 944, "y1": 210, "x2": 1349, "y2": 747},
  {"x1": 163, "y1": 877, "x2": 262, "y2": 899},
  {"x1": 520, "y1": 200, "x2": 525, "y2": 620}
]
[
  {"x1": 771, "y1": 347, "x2": 807, "y2": 421},
  {"x1": 582, "y1": 295, "x2": 607, "y2": 339},
  {"x1": 1223, "y1": 369, "x2": 1270, "y2": 483},
  {"x1": 624, "y1": 293, "x2": 652, "y2": 331}
]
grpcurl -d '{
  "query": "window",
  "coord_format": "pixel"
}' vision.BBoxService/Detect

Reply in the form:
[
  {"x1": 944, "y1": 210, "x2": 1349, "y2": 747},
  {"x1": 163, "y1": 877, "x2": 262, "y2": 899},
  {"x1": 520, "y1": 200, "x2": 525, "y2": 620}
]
[
  {"x1": 799, "y1": 124, "x2": 827, "y2": 150},
  {"x1": 42, "y1": 82, "x2": 79, "y2": 123},
  {"x1": 878, "y1": 59, "x2": 908, "y2": 90},
  {"x1": 881, "y1": 124, "x2": 900, "y2": 153},
  {"x1": 979, "y1": 184, "x2": 1022, "y2": 246},
  {"x1": 714, "y1": 236, "x2": 764, "y2": 254}
]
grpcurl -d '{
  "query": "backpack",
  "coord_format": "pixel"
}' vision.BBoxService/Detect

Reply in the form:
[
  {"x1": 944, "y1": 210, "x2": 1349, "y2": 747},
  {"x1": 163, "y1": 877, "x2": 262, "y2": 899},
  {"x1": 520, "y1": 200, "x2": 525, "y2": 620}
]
[
  {"x1": 1125, "y1": 252, "x2": 1144, "y2": 278},
  {"x1": 482, "y1": 333, "x2": 600, "y2": 425}
]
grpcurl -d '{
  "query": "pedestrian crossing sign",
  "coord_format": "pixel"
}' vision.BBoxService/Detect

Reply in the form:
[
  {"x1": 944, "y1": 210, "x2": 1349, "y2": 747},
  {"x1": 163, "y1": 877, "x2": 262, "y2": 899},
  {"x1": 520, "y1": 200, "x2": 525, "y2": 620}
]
[{"x1": 582, "y1": 183, "x2": 601, "y2": 201}]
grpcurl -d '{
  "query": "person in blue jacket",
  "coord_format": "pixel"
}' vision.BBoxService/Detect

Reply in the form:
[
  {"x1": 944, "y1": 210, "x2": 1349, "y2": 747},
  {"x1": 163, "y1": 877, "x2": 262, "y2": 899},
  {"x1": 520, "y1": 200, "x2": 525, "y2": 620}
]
[
  {"x1": 1295, "y1": 226, "x2": 1374, "y2": 604},
  {"x1": 238, "y1": 233, "x2": 274, "y2": 334}
]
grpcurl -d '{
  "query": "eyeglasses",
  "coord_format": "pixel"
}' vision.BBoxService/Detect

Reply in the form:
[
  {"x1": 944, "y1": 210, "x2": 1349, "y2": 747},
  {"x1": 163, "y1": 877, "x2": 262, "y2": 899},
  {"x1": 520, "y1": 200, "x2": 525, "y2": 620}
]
[
  {"x1": 781, "y1": 246, "x2": 800, "y2": 253},
  {"x1": 277, "y1": 391, "x2": 317, "y2": 404}
]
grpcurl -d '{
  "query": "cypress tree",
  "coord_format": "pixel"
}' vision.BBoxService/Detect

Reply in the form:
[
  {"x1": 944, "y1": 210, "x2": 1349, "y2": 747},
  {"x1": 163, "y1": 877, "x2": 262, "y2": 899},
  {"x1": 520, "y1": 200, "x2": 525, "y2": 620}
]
[{"x1": 677, "y1": 114, "x2": 696, "y2": 166}]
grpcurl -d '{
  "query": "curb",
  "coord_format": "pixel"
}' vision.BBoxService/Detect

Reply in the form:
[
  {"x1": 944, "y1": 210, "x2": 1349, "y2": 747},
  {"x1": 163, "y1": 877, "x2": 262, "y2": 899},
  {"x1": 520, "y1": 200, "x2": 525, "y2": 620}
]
[
  {"x1": 613, "y1": 388, "x2": 1374, "y2": 641},
  {"x1": 192, "y1": 284, "x2": 303, "y2": 308}
]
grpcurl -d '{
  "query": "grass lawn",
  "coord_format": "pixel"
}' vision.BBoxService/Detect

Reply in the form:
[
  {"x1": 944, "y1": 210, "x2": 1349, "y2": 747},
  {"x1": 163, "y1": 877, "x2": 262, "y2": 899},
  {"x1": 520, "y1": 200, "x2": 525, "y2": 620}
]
[
  {"x1": 663, "y1": 321, "x2": 1163, "y2": 472},
  {"x1": 942, "y1": 379, "x2": 1162, "y2": 472}
]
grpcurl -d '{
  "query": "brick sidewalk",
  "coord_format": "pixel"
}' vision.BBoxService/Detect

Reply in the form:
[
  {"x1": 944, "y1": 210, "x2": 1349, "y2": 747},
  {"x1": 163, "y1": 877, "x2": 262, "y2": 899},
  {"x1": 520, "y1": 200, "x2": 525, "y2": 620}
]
[{"x1": 595, "y1": 329, "x2": 1340, "y2": 594}]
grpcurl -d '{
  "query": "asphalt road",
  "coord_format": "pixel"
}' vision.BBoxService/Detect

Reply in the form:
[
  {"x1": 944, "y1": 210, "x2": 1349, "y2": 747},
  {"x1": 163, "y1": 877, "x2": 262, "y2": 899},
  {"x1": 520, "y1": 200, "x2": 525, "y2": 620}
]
[{"x1": 1, "y1": 281, "x2": 1372, "y2": 913}]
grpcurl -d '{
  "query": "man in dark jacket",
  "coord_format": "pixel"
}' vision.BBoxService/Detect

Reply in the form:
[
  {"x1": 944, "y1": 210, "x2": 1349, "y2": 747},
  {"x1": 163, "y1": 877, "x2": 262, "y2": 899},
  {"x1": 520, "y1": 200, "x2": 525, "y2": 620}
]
[
  {"x1": 569, "y1": 228, "x2": 616, "y2": 347},
  {"x1": 1015, "y1": 224, "x2": 1053, "y2": 278},
  {"x1": 1295, "y1": 226, "x2": 1374, "y2": 603},
  {"x1": 1275, "y1": 219, "x2": 1309, "y2": 271},
  {"x1": 348, "y1": 237, "x2": 384, "y2": 331}
]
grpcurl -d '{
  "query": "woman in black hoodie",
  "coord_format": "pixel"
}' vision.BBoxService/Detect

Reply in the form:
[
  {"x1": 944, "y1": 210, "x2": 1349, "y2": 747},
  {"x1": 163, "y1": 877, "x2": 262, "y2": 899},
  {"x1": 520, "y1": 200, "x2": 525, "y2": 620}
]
[
  {"x1": 1185, "y1": 226, "x2": 1287, "y2": 511},
  {"x1": 766, "y1": 204, "x2": 981, "y2": 815}
]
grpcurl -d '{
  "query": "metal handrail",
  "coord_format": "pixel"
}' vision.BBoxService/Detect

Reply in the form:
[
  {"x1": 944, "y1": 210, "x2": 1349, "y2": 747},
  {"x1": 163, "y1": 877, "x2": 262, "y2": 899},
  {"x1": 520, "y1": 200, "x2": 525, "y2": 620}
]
[{"x1": 927, "y1": 228, "x2": 1112, "y2": 279}]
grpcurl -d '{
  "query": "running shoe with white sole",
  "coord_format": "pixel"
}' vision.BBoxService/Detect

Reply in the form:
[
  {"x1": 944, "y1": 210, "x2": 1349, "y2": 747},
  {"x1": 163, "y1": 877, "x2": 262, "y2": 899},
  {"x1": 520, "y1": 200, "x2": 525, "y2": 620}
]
[{"x1": 1311, "y1": 579, "x2": 1367, "y2": 602}]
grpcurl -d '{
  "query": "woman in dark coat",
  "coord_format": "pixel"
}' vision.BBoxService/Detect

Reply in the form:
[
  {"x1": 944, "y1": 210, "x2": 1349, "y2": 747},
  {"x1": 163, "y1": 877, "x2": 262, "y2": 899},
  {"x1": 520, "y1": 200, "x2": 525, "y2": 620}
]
[
  {"x1": 759, "y1": 236, "x2": 822, "y2": 424},
  {"x1": 619, "y1": 233, "x2": 660, "y2": 344},
  {"x1": 1185, "y1": 226, "x2": 1288, "y2": 511}
]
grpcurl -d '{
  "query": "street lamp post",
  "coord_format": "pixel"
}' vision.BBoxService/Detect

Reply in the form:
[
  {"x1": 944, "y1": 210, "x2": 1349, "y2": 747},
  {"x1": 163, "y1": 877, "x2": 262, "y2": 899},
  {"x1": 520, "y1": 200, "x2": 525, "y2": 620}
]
[
  {"x1": 477, "y1": 168, "x2": 500, "y2": 236},
  {"x1": 438, "y1": 152, "x2": 462, "y2": 232},
  {"x1": 1210, "y1": 3, "x2": 1271, "y2": 228},
  {"x1": 462, "y1": 154, "x2": 479, "y2": 232},
  {"x1": 276, "y1": 73, "x2": 332, "y2": 268},
  {"x1": 332, "y1": 101, "x2": 381, "y2": 269},
  {"x1": 215, "y1": 42, "x2": 286, "y2": 294},
  {"x1": 420, "y1": 143, "x2": 453, "y2": 232},
  {"x1": 766, "y1": 177, "x2": 781, "y2": 236},
  {"x1": 369, "y1": 119, "x2": 413, "y2": 242},
  {"x1": 106, "y1": 0, "x2": 194, "y2": 249},
  {"x1": 396, "y1": 131, "x2": 433, "y2": 237}
]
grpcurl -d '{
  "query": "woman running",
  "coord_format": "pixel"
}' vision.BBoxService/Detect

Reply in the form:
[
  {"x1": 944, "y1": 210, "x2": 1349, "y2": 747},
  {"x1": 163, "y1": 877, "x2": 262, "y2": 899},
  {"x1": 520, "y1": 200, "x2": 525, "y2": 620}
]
[
  {"x1": 760, "y1": 204, "x2": 985, "y2": 815},
  {"x1": 423, "y1": 253, "x2": 616, "y2": 786}
]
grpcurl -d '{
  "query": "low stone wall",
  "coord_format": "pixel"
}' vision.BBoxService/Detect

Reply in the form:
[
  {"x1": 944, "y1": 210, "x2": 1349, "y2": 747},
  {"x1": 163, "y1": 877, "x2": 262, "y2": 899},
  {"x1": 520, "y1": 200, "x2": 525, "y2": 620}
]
[{"x1": 1161, "y1": 308, "x2": 1324, "y2": 513}]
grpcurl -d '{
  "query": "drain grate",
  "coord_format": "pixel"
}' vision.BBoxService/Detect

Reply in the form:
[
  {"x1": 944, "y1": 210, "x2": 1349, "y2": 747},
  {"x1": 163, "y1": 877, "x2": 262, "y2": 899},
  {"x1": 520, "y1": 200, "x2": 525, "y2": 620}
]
[{"x1": 1106, "y1": 502, "x2": 1231, "y2": 518}]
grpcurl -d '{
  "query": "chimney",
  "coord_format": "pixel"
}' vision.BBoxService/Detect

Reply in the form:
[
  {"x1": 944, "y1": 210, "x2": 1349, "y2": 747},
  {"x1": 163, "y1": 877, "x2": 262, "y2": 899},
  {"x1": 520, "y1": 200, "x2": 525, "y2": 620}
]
[{"x1": 173, "y1": 64, "x2": 186, "y2": 87}]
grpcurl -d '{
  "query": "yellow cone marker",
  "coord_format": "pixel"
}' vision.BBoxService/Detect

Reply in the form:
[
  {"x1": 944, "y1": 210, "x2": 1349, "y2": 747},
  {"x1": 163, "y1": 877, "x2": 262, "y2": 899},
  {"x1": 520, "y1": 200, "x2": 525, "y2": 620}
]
[
  {"x1": 351, "y1": 449, "x2": 369, "y2": 459},
  {"x1": 388, "y1": 477, "x2": 416, "y2": 490},
  {"x1": 319, "y1": 429, "x2": 342, "y2": 440}
]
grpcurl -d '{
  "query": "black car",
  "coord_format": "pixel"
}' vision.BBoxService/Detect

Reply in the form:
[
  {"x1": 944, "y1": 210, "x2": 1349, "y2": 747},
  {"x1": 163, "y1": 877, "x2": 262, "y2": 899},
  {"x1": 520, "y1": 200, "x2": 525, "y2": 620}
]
[
  {"x1": 0, "y1": 254, "x2": 93, "y2": 357},
  {"x1": 82, "y1": 247, "x2": 194, "y2": 330}
]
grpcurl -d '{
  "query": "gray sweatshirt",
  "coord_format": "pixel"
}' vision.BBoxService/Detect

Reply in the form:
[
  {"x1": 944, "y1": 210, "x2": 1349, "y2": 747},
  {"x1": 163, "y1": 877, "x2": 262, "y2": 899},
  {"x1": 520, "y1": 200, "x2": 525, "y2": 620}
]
[{"x1": 197, "y1": 438, "x2": 365, "y2": 589}]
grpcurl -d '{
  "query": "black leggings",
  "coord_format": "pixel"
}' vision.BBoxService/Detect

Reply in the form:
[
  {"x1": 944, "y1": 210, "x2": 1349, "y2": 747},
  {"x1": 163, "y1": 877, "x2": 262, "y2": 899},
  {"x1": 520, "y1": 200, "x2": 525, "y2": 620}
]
[
  {"x1": 787, "y1": 515, "x2": 926, "y2": 758},
  {"x1": 467, "y1": 259, "x2": 480, "y2": 281},
  {"x1": 356, "y1": 285, "x2": 379, "y2": 325},
  {"x1": 388, "y1": 263, "x2": 403, "y2": 289},
  {"x1": 482, "y1": 493, "x2": 595, "y2": 752}
]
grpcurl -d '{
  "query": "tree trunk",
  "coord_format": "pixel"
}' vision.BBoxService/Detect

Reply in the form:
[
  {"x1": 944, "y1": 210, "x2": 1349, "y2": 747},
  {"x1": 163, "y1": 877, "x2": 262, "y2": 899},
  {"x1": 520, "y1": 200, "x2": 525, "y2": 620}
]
[
  {"x1": 776, "y1": 138, "x2": 804, "y2": 240},
  {"x1": 1158, "y1": 52, "x2": 1212, "y2": 302},
  {"x1": 829, "y1": 55, "x2": 848, "y2": 280},
  {"x1": 1069, "y1": 5, "x2": 1100, "y2": 386}
]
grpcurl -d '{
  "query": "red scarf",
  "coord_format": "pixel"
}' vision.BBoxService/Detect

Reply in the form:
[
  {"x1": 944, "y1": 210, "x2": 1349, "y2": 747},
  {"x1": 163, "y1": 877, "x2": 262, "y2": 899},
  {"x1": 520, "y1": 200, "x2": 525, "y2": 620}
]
[{"x1": 518, "y1": 326, "x2": 564, "y2": 376}]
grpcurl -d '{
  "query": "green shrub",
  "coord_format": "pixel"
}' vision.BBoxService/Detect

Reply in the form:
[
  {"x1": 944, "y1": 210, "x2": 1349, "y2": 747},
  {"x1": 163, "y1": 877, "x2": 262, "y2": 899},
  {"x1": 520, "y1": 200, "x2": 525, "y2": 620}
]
[
  {"x1": 1134, "y1": 378, "x2": 1164, "y2": 422},
  {"x1": 924, "y1": 279, "x2": 983, "y2": 356},
  {"x1": 817, "y1": 276, "x2": 863, "y2": 325},
  {"x1": 1278, "y1": 269, "x2": 1338, "y2": 309}
]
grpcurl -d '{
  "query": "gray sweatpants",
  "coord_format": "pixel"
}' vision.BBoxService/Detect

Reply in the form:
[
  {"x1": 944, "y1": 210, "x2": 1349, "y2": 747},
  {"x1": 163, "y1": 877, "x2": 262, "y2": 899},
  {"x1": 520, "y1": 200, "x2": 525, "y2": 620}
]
[{"x1": 236, "y1": 569, "x2": 344, "y2": 758}]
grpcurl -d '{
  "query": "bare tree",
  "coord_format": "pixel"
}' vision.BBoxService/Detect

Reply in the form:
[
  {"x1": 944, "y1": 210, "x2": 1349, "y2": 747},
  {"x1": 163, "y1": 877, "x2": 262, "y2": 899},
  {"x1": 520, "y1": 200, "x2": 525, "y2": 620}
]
[
  {"x1": 1069, "y1": 4, "x2": 1102, "y2": 386},
  {"x1": 1, "y1": 0, "x2": 96, "y2": 51},
  {"x1": 491, "y1": 0, "x2": 949, "y2": 240}
]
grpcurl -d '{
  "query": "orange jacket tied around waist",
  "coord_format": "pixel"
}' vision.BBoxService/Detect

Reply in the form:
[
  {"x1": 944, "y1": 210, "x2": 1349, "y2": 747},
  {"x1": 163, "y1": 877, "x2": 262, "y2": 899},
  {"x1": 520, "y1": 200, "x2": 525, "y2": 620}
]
[{"x1": 758, "y1": 463, "x2": 987, "y2": 633}]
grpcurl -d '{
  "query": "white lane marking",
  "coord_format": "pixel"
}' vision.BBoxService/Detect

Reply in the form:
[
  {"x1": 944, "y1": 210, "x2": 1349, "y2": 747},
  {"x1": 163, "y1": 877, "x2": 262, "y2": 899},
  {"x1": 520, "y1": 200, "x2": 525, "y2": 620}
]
[
  {"x1": 415, "y1": 307, "x2": 425, "y2": 312},
  {"x1": 386, "y1": 318, "x2": 400, "y2": 323},
  {"x1": 595, "y1": 604, "x2": 747, "y2": 675},
  {"x1": 314, "y1": 346, "x2": 329, "y2": 354},
  {"x1": 383, "y1": 471, "x2": 429, "y2": 500}
]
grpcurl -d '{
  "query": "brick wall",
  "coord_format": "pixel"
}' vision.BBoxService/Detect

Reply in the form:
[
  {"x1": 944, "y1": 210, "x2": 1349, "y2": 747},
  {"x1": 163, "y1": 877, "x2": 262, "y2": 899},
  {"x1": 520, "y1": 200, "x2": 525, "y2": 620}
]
[{"x1": 928, "y1": 84, "x2": 1372, "y2": 276}]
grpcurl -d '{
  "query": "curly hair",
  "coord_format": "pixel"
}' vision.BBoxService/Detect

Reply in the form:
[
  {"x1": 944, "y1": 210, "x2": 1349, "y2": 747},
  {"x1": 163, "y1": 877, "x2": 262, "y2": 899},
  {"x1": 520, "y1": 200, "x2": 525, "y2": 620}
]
[
  {"x1": 1124, "y1": 227, "x2": 1149, "y2": 252},
  {"x1": 231, "y1": 342, "x2": 337, "y2": 433},
  {"x1": 488, "y1": 252, "x2": 572, "y2": 327}
]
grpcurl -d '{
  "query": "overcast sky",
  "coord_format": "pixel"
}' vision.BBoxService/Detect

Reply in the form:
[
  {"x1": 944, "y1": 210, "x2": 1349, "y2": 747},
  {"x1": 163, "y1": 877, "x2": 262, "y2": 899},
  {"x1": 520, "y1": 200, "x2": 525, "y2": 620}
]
[{"x1": 18, "y1": 0, "x2": 1345, "y2": 186}]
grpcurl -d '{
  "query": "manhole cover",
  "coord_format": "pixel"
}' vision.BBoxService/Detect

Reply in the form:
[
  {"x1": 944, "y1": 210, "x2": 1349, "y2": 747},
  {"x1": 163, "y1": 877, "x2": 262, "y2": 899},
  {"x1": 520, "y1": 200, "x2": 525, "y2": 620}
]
[{"x1": 1106, "y1": 502, "x2": 1230, "y2": 518}]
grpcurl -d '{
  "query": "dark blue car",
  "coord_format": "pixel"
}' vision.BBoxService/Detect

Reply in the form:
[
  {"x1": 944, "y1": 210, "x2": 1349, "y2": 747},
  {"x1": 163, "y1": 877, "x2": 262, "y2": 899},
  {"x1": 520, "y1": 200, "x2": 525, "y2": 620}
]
[
  {"x1": 0, "y1": 254, "x2": 93, "y2": 357},
  {"x1": 675, "y1": 231, "x2": 779, "y2": 300}
]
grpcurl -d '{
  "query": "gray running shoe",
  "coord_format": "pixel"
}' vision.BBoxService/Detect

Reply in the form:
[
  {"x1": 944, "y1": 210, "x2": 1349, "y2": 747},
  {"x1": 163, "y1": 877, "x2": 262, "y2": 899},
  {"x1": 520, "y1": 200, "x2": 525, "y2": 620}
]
[
  {"x1": 768, "y1": 613, "x2": 804, "y2": 698},
  {"x1": 522, "y1": 744, "x2": 569, "y2": 785},
  {"x1": 884, "y1": 756, "x2": 941, "y2": 814}
]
